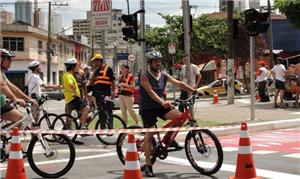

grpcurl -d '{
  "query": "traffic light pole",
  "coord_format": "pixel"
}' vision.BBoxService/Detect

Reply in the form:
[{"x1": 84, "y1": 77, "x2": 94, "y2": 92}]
[
  {"x1": 227, "y1": 0, "x2": 235, "y2": 104},
  {"x1": 267, "y1": 0, "x2": 274, "y2": 67},
  {"x1": 140, "y1": 0, "x2": 146, "y2": 74},
  {"x1": 250, "y1": 36, "x2": 255, "y2": 121}
]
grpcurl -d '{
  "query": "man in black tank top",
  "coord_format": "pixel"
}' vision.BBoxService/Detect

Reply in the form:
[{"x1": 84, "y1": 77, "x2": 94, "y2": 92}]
[{"x1": 140, "y1": 50, "x2": 197, "y2": 177}]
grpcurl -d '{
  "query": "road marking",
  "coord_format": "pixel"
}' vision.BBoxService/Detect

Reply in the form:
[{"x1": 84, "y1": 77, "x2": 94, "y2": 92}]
[
  {"x1": 237, "y1": 99, "x2": 250, "y2": 104},
  {"x1": 289, "y1": 112, "x2": 300, "y2": 115},
  {"x1": 268, "y1": 142, "x2": 282, "y2": 145},
  {"x1": 252, "y1": 150, "x2": 277, "y2": 154},
  {"x1": 292, "y1": 148, "x2": 300, "y2": 150},
  {"x1": 0, "y1": 152, "x2": 117, "y2": 171},
  {"x1": 161, "y1": 156, "x2": 300, "y2": 179},
  {"x1": 222, "y1": 147, "x2": 238, "y2": 152},
  {"x1": 282, "y1": 153, "x2": 300, "y2": 159}
]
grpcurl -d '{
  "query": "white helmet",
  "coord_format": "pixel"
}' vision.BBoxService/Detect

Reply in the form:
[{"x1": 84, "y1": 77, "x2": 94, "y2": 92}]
[
  {"x1": 145, "y1": 50, "x2": 162, "y2": 62},
  {"x1": 0, "y1": 49, "x2": 15, "y2": 61},
  {"x1": 28, "y1": 60, "x2": 40, "y2": 69},
  {"x1": 64, "y1": 58, "x2": 77, "y2": 65}
]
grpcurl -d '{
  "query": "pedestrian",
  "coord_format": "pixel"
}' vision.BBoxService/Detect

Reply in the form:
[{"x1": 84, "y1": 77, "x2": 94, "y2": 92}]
[
  {"x1": 139, "y1": 50, "x2": 199, "y2": 177},
  {"x1": 179, "y1": 56, "x2": 201, "y2": 112},
  {"x1": 117, "y1": 64, "x2": 139, "y2": 125},
  {"x1": 256, "y1": 61, "x2": 270, "y2": 102},
  {"x1": 271, "y1": 57, "x2": 286, "y2": 108},
  {"x1": 244, "y1": 62, "x2": 251, "y2": 93},
  {"x1": 294, "y1": 63, "x2": 300, "y2": 108},
  {"x1": 27, "y1": 60, "x2": 60, "y2": 121},
  {"x1": 89, "y1": 53, "x2": 115, "y2": 129},
  {"x1": 74, "y1": 64, "x2": 88, "y2": 101}
]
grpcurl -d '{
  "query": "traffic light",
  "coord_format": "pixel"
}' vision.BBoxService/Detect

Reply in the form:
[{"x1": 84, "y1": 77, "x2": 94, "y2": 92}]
[
  {"x1": 245, "y1": 9, "x2": 269, "y2": 36},
  {"x1": 178, "y1": 33, "x2": 184, "y2": 51},
  {"x1": 233, "y1": 19, "x2": 239, "y2": 39},
  {"x1": 121, "y1": 13, "x2": 138, "y2": 41}
]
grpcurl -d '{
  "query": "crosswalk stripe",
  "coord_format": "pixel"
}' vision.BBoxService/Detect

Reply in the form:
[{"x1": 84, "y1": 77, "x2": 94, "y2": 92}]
[{"x1": 282, "y1": 153, "x2": 300, "y2": 159}]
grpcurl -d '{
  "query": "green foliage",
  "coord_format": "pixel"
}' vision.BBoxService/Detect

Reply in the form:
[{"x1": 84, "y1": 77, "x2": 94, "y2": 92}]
[{"x1": 274, "y1": 0, "x2": 300, "y2": 28}]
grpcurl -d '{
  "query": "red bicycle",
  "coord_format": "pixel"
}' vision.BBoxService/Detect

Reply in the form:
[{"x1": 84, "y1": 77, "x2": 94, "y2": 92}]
[{"x1": 116, "y1": 94, "x2": 223, "y2": 175}]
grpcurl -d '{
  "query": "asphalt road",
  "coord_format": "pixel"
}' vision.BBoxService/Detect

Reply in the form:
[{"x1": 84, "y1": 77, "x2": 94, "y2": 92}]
[{"x1": 1, "y1": 128, "x2": 299, "y2": 179}]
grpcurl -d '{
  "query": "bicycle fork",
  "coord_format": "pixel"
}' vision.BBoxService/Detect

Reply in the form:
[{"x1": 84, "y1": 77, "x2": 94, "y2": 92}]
[{"x1": 193, "y1": 131, "x2": 208, "y2": 154}]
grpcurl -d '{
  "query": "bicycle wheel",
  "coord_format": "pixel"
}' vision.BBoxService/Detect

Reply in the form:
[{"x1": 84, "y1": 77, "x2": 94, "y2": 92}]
[
  {"x1": 116, "y1": 125, "x2": 157, "y2": 166},
  {"x1": 95, "y1": 114, "x2": 126, "y2": 145},
  {"x1": 185, "y1": 129, "x2": 223, "y2": 175},
  {"x1": 52, "y1": 114, "x2": 79, "y2": 141},
  {"x1": 27, "y1": 134, "x2": 75, "y2": 178},
  {"x1": 38, "y1": 113, "x2": 58, "y2": 130}
]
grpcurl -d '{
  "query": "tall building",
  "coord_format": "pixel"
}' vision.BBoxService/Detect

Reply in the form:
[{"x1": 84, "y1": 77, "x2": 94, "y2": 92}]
[
  {"x1": 219, "y1": 0, "x2": 246, "y2": 12},
  {"x1": 15, "y1": 0, "x2": 33, "y2": 25},
  {"x1": 51, "y1": 12, "x2": 63, "y2": 35},
  {"x1": 73, "y1": 9, "x2": 123, "y2": 46}
]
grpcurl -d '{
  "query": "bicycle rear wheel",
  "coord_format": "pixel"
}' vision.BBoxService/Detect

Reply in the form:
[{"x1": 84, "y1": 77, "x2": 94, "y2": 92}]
[
  {"x1": 27, "y1": 134, "x2": 75, "y2": 178},
  {"x1": 52, "y1": 114, "x2": 79, "y2": 141},
  {"x1": 95, "y1": 114, "x2": 126, "y2": 145},
  {"x1": 185, "y1": 129, "x2": 223, "y2": 175},
  {"x1": 116, "y1": 125, "x2": 157, "y2": 166}
]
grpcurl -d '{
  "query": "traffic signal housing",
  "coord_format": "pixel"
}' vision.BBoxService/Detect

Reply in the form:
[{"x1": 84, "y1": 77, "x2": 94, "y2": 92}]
[
  {"x1": 121, "y1": 13, "x2": 138, "y2": 41},
  {"x1": 245, "y1": 9, "x2": 269, "y2": 36}
]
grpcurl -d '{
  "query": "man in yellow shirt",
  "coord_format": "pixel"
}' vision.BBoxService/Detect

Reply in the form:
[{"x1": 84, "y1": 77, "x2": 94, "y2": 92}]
[{"x1": 63, "y1": 58, "x2": 89, "y2": 129}]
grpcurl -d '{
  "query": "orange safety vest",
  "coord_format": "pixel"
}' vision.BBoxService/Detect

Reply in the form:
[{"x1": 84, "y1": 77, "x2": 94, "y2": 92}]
[
  {"x1": 94, "y1": 65, "x2": 113, "y2": 85},
  {"x1": 119, "y1": 74, "x2": 134, "y2": 94}
]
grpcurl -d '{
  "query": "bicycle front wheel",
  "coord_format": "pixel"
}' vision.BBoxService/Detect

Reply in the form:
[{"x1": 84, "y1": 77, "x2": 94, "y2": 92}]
[
  {"x1": 95, "y1": 114, "x2": 126, "y2": 145},
  {"x1": 185, "y1": 129, "x2": 223, "y2": 175},
  {"x1": 52, "y1": 114, "x2": 79, "y2": 141},
  {"x1": 27, "y1": 134, "x2": 75, "y2": 178}
]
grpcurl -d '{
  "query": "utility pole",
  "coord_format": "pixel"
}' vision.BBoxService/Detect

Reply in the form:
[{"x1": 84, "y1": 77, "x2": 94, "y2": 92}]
[
  {"x1": 47, "y1": 2, "x2": 68, "y2": 84},
  {"x1": 140, "y1": 0, "x2": 146, "y2": 74},
  {"x1": 90, "y1": 1, "x2": 94, "y2": 60},
  {"x1": 250, "y1": 37, "x2": 255, "y2": 121},
  {"x1": 267, "y1": 0, "x2": 274, "y2": 67},
  {"x1": 227, "y1": 0, "x2": 235, "y2": 104},
  {"x1": 101, "y1": 29, "x2": 105, "y2": 63}
]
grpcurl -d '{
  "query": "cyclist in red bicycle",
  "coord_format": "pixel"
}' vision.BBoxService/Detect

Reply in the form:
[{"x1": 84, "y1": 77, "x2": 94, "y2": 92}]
[{"x1": 140, "y1": 50, "x2": 197, "y2": 177}]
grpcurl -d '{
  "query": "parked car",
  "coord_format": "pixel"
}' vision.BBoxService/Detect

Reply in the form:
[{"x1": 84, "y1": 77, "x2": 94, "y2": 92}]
[{"x1": 197, "y1": 78, "x2": 244, "y2": 96}]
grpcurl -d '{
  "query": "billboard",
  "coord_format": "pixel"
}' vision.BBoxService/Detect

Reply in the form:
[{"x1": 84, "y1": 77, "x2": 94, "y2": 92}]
[{"x1": 92, "y1": 0, "x2": 112, "y2": 30}]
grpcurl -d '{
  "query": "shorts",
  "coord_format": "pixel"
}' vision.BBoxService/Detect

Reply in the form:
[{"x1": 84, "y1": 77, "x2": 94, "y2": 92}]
[
  {"x1": 275, "y1": 80, "x2": 285, "y2": 90},
  {"x1": 0, "y1": 102, "x2": 14, "y2": 115},
  {"x1": 140, "y1": 107, "x2": 172, "y2": 128},
  {"x1": 67, "y1": 96, "x2": 87, "y2": 111}
]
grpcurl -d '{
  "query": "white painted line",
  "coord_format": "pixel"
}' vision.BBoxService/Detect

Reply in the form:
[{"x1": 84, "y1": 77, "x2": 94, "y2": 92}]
[
  {"x1": 292, "y1": 148, "x2": 300, "y2": 150},
  {"x1": 282, "y1": 153, "x2": 300, "y2": 159},
  {"x1": 252, "y1": 150, "x2": 277, "y2": 155},
  {"x1": 237, "y1": 99, "x2": 250, "y2": 104},
  {"x1": 268, "y1": 142, "x2": 282, "y2": 145},
  {"x1": 162, "y1": 156, "x2": 300, "y2": 179},
  {"x1": 254, "y1": 144, "x2": 270, "y2": 147},
  {"x1": 222, "y1": 147, "x2": 238, "y2": 152},
  {"x1": 289, "y1": 112, "x2": 300, "y2": 115}
]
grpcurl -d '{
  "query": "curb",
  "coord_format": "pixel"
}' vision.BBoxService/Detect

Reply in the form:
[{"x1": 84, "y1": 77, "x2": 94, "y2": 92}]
[{"x1": 208, "y1": 118, "x2": 300, "y2": 136}]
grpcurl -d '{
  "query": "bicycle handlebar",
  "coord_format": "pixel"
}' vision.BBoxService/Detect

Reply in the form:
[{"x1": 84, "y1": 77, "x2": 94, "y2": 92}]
[{"x1": 172, "y1": 92, "x2": 202, "y2": 107}]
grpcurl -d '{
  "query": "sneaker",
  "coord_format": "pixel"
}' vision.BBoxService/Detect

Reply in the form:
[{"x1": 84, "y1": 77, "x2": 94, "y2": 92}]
[
  {"x1": 170, "y1": 140, "x2": 184, "y2": 150},
  {"x1": 143, "y1": 165, "x2": 155, "y2": 177}
]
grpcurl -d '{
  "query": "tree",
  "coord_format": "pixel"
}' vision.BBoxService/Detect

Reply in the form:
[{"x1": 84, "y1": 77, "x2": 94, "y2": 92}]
[{"x1": 274, "y1": 0, "x2": 300, "y2": 28}]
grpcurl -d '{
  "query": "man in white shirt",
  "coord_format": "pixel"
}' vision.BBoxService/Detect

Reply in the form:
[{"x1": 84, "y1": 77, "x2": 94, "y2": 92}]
[
  {"x1": 256, "y1": 61, "x2": 270, "y2": 102},
  {"x1": 271, "y1": 57, "x2": 286, "y2": 108},
  {"x1": 179, "y1": 56, "x2": 201, "y2": 112},
  {"x1": 27, "y1": 60, "x2": 60, "y2": 121}
]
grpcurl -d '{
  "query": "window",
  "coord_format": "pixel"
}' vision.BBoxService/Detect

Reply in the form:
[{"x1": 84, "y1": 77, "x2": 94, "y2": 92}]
[
  {"x1": 38, "y1": 41, "x2": 43, "y2": 49},
  {"x1": 52, "y1": 72, "x2": 57, "y2": 84},
  {"x1": 3, "y1": 37, "x2": 24, "y2": 51}
]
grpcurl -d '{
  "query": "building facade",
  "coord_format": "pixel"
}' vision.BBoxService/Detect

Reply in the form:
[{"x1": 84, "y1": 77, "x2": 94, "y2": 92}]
[{"x1": 1, "y1": 22, "x2": 90, "y2": 89}]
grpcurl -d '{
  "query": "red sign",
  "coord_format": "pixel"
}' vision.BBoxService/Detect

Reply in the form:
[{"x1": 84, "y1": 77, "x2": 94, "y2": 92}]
[{"x1": 93, "y1": 0, "x2": 110, "y2": 12}]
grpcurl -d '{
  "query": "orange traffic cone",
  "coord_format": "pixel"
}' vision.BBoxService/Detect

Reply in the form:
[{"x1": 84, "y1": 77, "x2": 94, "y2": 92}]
[
  {"x1": 229, "y1": 122, "x2": 261, "y2": 179},
  {"x1": 212, "y1": 90, "x2": 219, "y2": 104},
  {"x1": 6, "y1": 127, "x2": 26, "y2": 179},
  {"x1": 123, "y1": 133, "x2": 143, "y2": 179}
]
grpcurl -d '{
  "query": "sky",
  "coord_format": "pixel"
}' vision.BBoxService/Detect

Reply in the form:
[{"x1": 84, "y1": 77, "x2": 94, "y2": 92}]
[{"x1": 1, "y1": 0, "x2": 275, "y2": 34}]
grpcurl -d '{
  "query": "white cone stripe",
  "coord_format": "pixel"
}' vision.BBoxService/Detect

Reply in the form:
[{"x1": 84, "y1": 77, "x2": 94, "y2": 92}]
[
  {"x1": 238, "y1": 146, "x2": 252, "y2": 154},
  {"x1": 126, "y1": 143, "x2": 137, "y2": 152},
  {"x1": 125, "y1": 161, "x2": 140, "y2": 170},
  {"x1": 240, "y1": 131, "x2": 249, "y2": 138},
  {"x1": 9, "y1": 151, "x2": 22, "y2": 159},
  {"x1": 11, "y1": 136, "x2": 20, "y2": 143}
]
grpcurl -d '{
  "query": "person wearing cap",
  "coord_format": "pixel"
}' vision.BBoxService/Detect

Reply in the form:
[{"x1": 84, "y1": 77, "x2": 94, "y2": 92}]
[
  {"x1": 27, "y1": 60, "x2": 60, "y2": 121},
  {"x1": 140, "y1": 50, "x2": 201, "y2": 177},
  {"x1": 117, "y1": 64, "x2": 139, "y2": 125},
  {"x1": 90, "y1": 53, "x2": 115, "y2": 129},
  {"x1": 256, "y1": 61, "x2": 270, "y2": 102},
  {"x1": 62, "y1": 58, "x2": 89, "y2": 129},
  {"x1": 271, "y1": 57, "x2": 287, "y2": 108},
  {"x1": 0, "y1": 48, "x2": 38, "y2": 123}
]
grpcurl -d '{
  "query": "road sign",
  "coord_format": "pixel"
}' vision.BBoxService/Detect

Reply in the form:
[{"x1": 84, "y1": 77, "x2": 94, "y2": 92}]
[
  {"x1": 168, "y1": 43, "x2": 176, "y2": 55},
  {"x1": 128, "y1": 54, "x2": 136, "y2": 62},
  {"x1": 117, "y1": 53, "x2": 129, "y2": 60},
  {"x1": 92, "y1": 0, "x2": 112, "y2": 29}
]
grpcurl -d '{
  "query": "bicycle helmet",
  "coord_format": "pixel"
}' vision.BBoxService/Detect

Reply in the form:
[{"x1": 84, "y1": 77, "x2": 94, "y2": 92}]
[
  {"x1": 64, "y1": 58, "x2": 77, "y2": 65},
  {"x1": 91, "y1": 53, "x2": 103, "y2": 61},
  {"x1": 28, "y1": 60, "x2": 40, "y2": 70},
  {"x1": 145, "y1": 50, "x2": 162, "y2": 63},
  {"x1": 0, "y1": 49, "x2": 15, "y2": 60}
]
